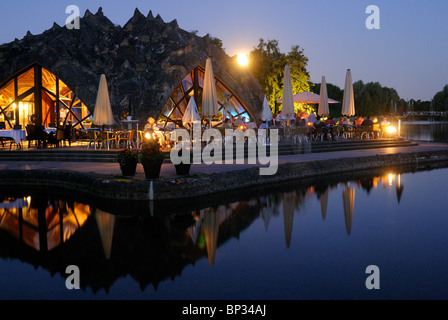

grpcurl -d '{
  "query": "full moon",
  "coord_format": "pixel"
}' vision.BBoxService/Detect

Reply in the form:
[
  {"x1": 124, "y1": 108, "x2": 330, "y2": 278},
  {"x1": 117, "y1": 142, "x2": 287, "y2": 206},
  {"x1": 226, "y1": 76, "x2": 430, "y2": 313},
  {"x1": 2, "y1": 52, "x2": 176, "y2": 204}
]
[{"x1": 237, "y1": 53, "x2": 249, "y2": 66}]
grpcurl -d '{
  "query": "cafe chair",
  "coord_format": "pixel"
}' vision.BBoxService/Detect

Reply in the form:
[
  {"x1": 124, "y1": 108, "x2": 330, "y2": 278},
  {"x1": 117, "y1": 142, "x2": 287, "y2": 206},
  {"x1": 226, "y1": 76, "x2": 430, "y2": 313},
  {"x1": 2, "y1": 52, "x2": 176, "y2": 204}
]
[{"x1": 117, "y1": 130, "x2": 135, "y2": 148}]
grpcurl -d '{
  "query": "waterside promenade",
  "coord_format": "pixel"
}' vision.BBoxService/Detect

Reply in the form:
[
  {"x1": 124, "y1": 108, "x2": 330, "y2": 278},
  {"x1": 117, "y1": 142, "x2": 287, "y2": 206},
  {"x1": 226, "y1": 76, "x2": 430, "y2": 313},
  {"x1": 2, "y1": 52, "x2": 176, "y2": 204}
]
[{"x1": 1, "y1": 140, "x2": 448, "y2": 202}]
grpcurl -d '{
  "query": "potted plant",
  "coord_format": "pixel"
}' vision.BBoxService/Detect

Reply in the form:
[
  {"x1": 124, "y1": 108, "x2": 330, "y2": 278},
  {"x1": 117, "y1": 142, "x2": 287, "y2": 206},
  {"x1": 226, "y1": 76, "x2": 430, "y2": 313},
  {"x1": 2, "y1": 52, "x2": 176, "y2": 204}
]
[
  {"x1": 138, "y1": 140, "x2": 165, "y2": 179},
  {"x1": 117, "y1": 148, "x2": 138, "y2": 176}
]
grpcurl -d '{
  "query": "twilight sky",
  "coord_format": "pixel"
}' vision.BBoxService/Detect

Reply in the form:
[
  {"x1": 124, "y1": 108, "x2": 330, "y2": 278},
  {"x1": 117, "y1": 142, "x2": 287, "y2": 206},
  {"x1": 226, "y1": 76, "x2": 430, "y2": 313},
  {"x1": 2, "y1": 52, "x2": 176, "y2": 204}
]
[{"x1": 0, "y1": 0, "x2": 446, "y2": 101}]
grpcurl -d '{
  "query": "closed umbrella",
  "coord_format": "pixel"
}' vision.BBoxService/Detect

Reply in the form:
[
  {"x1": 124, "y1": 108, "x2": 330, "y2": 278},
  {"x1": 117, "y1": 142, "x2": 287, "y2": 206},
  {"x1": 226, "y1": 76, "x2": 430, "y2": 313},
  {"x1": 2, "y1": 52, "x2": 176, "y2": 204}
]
[
  {"x1": 93, "y1": 74, "x2": 115, "y2": 126},
  {"x1": 261, "y1": 95, "x2": 273, "y2": 122},
  {"x1": 281, "y1": 64, "x2": 295, "y2": 122},
  {"x1": 182, "y1": 97, "x2": 201, "y2": 129},
  {"x1": 342, "y1": 69, "x2": 355, "y2": 116},
  {"x1": 202, "y1": 58, "x2": 219, "y2": 127},
  {"x1": 318, "y1": 76, "x2": 329, "y2": 117}
]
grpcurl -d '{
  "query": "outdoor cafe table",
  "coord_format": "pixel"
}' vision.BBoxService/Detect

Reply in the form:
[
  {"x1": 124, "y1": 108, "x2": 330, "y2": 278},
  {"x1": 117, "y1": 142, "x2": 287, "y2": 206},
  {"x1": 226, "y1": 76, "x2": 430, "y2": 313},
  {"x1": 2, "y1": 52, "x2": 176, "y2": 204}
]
[{"x1": 0, "y1": 129, "x2": 26, "y2": 148}]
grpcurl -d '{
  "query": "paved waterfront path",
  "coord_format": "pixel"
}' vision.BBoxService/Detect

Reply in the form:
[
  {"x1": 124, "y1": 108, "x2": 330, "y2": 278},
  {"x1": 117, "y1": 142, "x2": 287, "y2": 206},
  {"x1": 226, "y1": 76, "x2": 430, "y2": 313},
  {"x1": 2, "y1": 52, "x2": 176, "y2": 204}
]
[{"x1": 1, "y1": 141, "x2": 447, "y2": 181}]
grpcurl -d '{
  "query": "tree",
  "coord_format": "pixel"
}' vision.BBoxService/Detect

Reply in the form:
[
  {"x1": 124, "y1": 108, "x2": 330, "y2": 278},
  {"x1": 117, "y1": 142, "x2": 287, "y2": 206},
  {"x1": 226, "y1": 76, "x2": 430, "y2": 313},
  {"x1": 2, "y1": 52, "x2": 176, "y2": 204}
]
[
  {"x1": 352, "y1": 80, "x2": 400, "y2": 116},
  {"x1": 432, "y1": 85, "x2": 448, "y2": 112},
  {"x1": 249, "y1": 39, "x2": 311, "y2": 114}
]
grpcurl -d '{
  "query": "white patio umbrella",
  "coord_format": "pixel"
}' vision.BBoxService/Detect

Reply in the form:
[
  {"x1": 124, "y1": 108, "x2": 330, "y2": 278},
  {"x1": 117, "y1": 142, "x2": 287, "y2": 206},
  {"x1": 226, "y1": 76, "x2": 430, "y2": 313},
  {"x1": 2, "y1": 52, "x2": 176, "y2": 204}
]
[
  {"x1": 202, "y1": 58, "x2": 219, "y2": 127},
  {"x1": 318, "y1": 76, "x2": 329, "y2": 116},
  {"x1": 182, "y1": 97, "x2": 201, "y2": 129},
  {"x1": 93, "y1": 74, "x2": 115, "y2": 126},
  {"x1": 281, "y1": 64, "x2": 295, "y2": 121},
  {"x1": 342, "y1": 69, "x2": 356, "y2": 116},
  {"x1": 261, "y1": 95, "x2": 273, "y2": 122},
  {"x1": 277, "y1": 91, "x2": 339, "y2": 108}
]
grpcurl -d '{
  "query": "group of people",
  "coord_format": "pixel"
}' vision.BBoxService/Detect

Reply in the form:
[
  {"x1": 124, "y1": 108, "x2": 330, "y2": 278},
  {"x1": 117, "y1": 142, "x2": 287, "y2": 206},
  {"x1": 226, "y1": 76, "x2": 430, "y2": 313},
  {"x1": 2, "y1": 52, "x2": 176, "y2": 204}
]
[
  {"x1": 144, "y1": 110, "x2": 393, "y2": 148},
  {"x1": 220, "y1": 116, "x2": 268, "y2": 130}
]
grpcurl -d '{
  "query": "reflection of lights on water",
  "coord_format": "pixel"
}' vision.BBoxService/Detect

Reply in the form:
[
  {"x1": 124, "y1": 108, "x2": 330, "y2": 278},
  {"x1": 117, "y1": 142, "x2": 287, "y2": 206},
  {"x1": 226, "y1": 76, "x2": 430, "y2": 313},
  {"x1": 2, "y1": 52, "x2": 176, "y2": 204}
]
[{"x1": 388, "y1": 173, "x2": 395, "y2": 186}]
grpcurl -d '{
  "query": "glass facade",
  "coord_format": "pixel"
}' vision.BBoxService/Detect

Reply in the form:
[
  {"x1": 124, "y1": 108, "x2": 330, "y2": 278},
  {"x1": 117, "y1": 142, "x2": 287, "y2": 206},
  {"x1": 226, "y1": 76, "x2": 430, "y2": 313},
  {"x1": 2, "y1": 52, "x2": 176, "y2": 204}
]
[
  {"x1": 0, "y1": 64, "x2": 91, "y2": 129},
  {"x1": 157, "y1": 65, "x2": 253, "y2": 129}
]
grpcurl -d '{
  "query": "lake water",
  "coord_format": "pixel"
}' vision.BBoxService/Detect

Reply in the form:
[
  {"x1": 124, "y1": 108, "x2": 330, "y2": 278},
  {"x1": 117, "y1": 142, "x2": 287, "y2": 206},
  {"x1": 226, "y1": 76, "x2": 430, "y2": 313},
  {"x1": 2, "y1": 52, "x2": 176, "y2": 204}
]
[
  {"x1": 400, "y1": 121, "x2": 448, "y2": 142},
  {"x1": 1, "y1": 162, "x2": 448, "y2": 300}
]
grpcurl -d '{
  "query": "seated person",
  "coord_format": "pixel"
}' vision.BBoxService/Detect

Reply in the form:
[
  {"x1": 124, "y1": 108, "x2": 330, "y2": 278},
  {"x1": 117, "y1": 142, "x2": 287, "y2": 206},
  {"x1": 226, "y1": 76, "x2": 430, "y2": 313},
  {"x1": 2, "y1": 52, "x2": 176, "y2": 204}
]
[
  {"x1": 274, "y1": 111, "x2": 284, "y2": 126},
  {"x1": 381, "y1": 117, "x2": 390, "y2": 126},
  {"x1": 246, "y1": 120, "x2": 257, "y2": 129},
  {"x1": 233, "y1": 116, "x2": 244, "y2": 128},
  {"x1": 145, "y1": 117, "x2": 166, "y2": 146},
  {"x1": 372, "y1": 117, "x2": 380, "y2": 133},
  {"x1": 324, "y1": 117, "x2": 336, "y2": 141},
  {"x1": 220, "y1": 118, "x2": 233, "y2": 129},
  {"x1": 361, "y1": 116, "x2": 374, "y2": 126},
  {"x1": 308, "y1": 111, "x2": 316, "y2": 124},
  {"x1": 339, "y1": 116, "x2": 351, "y2": 126},
  {"x1": 312, "y1": 115, "x2": 324, "y2": 139},
  {"x1": 354, "y1": 115, "x2": 364, "y2": 127}
]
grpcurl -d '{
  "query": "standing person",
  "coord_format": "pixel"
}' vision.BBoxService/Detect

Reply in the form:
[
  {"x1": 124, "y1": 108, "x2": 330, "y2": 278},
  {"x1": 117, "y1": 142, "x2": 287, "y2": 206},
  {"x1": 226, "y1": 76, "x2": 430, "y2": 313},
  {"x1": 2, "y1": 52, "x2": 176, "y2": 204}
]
[
  {"x1": 275, "y1": 111, "x2": 284, "y2": 126},
  {"x1": 308, "y1": 110, "x2": 316, "y2": 124}
]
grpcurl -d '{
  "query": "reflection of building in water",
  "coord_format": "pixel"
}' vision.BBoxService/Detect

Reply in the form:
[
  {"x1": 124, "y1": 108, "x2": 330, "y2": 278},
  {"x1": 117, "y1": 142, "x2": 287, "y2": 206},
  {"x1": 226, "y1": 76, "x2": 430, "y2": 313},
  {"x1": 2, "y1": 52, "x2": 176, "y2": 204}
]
[
  {"x1": 0, "y1": 195, "x2": 90, "y2": 252},
  {"x1": 354, "y1": 173, "x2": 405, "y2": 205},
  {"x1": 0, "y1": 195, "x2": 261, "y2": 293},
  {"x1": 196, "y1": 202, "x2": 246, "y2": 266}
]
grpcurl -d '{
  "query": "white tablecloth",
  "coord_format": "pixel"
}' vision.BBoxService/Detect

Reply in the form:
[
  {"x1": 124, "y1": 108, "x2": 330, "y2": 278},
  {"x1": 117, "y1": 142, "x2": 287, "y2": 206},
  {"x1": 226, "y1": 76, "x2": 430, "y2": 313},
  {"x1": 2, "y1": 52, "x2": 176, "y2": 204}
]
[{"x1": 0, "y1": 129, "x2": 26, "y2": 144}]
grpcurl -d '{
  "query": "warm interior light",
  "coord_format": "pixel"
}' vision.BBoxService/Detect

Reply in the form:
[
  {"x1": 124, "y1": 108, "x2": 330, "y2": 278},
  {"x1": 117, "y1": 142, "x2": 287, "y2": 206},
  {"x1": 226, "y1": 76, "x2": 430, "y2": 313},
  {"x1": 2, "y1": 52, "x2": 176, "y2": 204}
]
[
  {"x1": 386, "y1": 126, "x2": 397, "y2": 134},
  {"x1": 237, "y1": 53, "x2": 249, "y2": 67}
]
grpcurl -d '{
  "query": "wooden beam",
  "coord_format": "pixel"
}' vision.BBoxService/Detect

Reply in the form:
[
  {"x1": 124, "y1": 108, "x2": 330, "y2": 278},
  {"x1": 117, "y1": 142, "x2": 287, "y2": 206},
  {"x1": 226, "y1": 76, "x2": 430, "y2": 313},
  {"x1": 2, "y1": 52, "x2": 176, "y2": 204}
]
[{"x1": 34, "y1": 65, "x2": 43, "y2": 125}]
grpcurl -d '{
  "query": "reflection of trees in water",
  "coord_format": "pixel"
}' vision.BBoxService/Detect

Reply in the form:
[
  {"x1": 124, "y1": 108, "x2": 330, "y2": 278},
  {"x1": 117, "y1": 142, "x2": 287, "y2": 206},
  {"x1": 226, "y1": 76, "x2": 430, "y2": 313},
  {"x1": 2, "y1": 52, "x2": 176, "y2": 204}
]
[{"x1": 402, "y1": 122, "x2": 448, "y2": 142}]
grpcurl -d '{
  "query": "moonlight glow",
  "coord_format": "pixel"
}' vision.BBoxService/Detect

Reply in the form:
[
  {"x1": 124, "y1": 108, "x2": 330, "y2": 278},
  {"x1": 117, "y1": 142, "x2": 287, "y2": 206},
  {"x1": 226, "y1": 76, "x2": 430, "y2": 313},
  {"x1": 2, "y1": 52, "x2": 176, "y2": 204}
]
[{"x1": 237, "y1": 53, "x2": 249, "y2": 66}]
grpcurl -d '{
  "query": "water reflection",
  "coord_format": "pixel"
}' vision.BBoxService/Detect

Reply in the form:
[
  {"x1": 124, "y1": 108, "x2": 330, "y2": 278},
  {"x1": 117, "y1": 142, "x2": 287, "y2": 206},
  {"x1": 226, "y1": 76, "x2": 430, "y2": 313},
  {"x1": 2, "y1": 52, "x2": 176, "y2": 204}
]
[
  {"x1": 0, "y1": 196, "x2": 90, "y2": 252},
  {"x1": 1, "y1": 165, "x2": 446, "y2": 297},
  {"x1": 401, "y1": 121, "x2": 448, "y2": 142}
]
